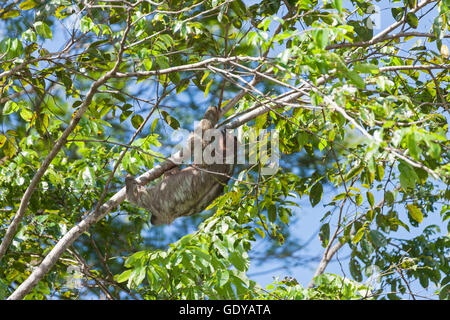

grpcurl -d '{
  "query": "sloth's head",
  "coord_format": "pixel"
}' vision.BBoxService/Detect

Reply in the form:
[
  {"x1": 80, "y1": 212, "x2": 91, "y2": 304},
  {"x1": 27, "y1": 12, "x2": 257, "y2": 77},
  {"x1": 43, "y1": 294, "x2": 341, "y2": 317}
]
[{"x1": 203, "y1": 106, "x2": 219, "y2": 125}]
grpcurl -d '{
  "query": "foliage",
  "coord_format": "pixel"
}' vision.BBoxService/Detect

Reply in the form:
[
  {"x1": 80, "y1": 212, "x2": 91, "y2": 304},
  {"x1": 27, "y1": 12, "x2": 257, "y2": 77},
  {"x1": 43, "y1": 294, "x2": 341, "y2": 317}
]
[{"x1": 0, "y1": 0, "x2": 449, "y2": 300}]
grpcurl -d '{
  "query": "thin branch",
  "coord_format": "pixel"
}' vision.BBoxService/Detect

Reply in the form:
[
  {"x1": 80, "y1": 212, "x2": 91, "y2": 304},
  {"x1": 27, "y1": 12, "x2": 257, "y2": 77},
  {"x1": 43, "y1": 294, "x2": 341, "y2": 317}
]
[
  {"x1": 114, "y1": 56, "x2": 264, "y2": 79},
  {"x1": 379, "y1": 64, "x2": 450, "y2": 72},
  {"x1": 326, "y1": 32, "x2": 449, "y2": 50}
]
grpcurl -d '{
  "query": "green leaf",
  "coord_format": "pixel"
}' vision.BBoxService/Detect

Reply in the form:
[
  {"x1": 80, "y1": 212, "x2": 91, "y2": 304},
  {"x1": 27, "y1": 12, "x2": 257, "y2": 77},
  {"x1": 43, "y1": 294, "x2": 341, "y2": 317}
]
[
  {"x1": 347, "y1": 70, "x2": 365, "y2": 88},
  {"x1": 313, "y1": 29, "x2": 329, "y2": 49},
  {"x1": 333, "y1": 192, "x2": 354, "y2": 201},
  {"x1": 200, "y1": 71, "x2": 210, "y2": 84},
  {"x1": 176, "y1": 79, "x2": 190, "y2": 94},
  {"x1": 230, "y1": 0, "x2": 246, "y2": 16},
  {"x1": 230, "y1": 251, "x2": 247, "y2": 271},
  {"x1": 1, "y1": 10, "x2": 20, "y2": 19},
  {"x1": 278, "y1": 207, "x2": 290, "y2": 224},
  {"x1": 34, "y1": 21, "x2": 52, "y2": 39},
  {"x1": 80, "y1": 16, "x2": 94, "y2": 33},
  {"x1": 267, "y1": 204, "x2": 277, "y2": 223},
  {"x1": 22, "y1": 29, "x2": 37, "y2": 42},
  {"x1": 426, "y1": 142, "x2": 441, "y2": 160},
  {"x1": 407, "y1": 0, "x2": 417, "y2": 9},
  {"x1": 407, "y1": 132, "x2": 420, "y2": 160},
  {"x1": 406, "y1": 204, "x2": 423, "y2": 223},
  {"x1": 25, "y1": 42, "x2": 38, "y2": 55},
  {"x1": 384, "y1": 190, "x2": 395, "y2": 206},
  {"x1": 116, "y1": 270, "x2": 132, "y2": 283},
  {"x1": 120, "y1": 111, "x2": 132, "y2": 123},
  {"x1": 214, "y1": 242, "x2": 228, "y2": 258},
  {"x1": 204, "y1": 79, "x2": 213, "y2": 98},
  {"x1": 333, "y1": 0, "x2": 343, "y2": 12},
  {"x1": 398, "y1": 161, "x2": 418, "y2": 190},
  {"x1": 353, "y1": 64, "x2": 379, "y2": 74},
  {"x1": 4, "y1": 138, "x2": 15, "y2": 158},
  {"x1": 130, "y1": 266, "x2": 146, "y2": 287},
  {"x1": 309, "y1": 182, "x2": 323, "y2": 207},
  {"x1": 375, "y1": 165, "x2": 384, "y2": 182},
  {"x1": 344, "y1": 163, "x2": 364, "y2": 182},
  {"x1": 20, "y1": 108, "x2": 33, "y2": 122},
  {"x1": 155, "y1": 55, "x2": 169, "y2": 70},
  {"x1": 254, "y1": 227, "x2": 265, "y2": 239},
  {"x1": 319, "y1": 223, "x2": 330, "y2": 247},
  {"x1": 355, "y1": 193, "x2": 363, "y2": 206},
  {"x1": 169, "y1": 72, "x2": 180, "y2": 85},
  {"x1": 160, "y1": 111, "x2": 180, "y2": 130},
  {"x1": 366, "y1": 191, "x2": 374, "y2": 208},
  {"x1": 352, "y1": 227, "x2": 365, "y2": 244},
  {"x1": 150, "y1": 118, "x2": 159, "y2": 133},
  {"x1": 19, "y1": 0, "x2": 38, "y2": 10},
  {"x1": 349, "y1": 258, "x2": 362, "y2": 281},
  {"x1": 391, "y1": 8, "x2": 403, "y2": 21},
  {"x1": 131, "y1": 114, "x2": 144, "y2": 129},
  {"x1": 369, "y1": 230, "x2": 387, "y2": 248},
  {"x1": 0, "y1": 135, "x2": 6, "y2": 148},
  {"x1": 3, "y1": 101, "x2": 19, "y2": 115},
  {"x1": 406, "y1": 12, "x2": 418, "y2": 29},
  {"x1": 217, "y1": 269, "x2": 230, "y2": 287}
]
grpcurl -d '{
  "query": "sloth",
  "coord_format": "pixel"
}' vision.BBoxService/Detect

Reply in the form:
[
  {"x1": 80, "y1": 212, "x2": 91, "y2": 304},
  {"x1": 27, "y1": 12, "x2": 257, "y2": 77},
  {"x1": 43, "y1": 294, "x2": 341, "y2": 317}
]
[{"x1": 125, "y1": 107, "x2": 236, "y2": 225}]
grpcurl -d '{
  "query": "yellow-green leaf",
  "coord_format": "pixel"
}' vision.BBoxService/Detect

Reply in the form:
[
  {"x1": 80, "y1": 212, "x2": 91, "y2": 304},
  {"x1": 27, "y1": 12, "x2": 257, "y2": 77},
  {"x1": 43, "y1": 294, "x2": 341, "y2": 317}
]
[
  {"x1": 20, "y1": 108, "x2": 33, "y2": 122},
  {"x1": 204, "y1": 79, "x2": 213, "y2": 98},
  {"x1": 115, "y1": 270, "x2": 132, "y2": 283},
  {"x1": 34, "y1": 21, "x2": 52, "y2": 39},
  {"x1": 255, "y1": 113, "x2": 267, "y2": 130},
  {"x1": 160, "y1": 111, "x2": 180, "y2": 130},
  {"x1": 352, "y1": 227, "x2": 365, "y2": 244},
  {"x1": 1, "y1": 10, "x2": 20, "y2": 19},
  {"x1": 333, "y1": 192, "x2": 354, "y2": 201},
  {"x1": 355, "y1": 193, "x2": 363, "y2": 206},
  {"x1": 255, "y1": 227, "x2": 265, "y2": 239},
  {"x1": 344, "y1": 163, "x2": 364, "y2": 182},
  {"x1": 3, "y1": 101, "x2": 19, "y2": 115},
  {"x1": 150, "y1": 118, "x2": 159, "y2": 133},
  {"x1": 0, "y1": 134, "x2": 6, "y2": 148},
  {"x1": 176, "y1": 79, "x2": 190, "y2": 94},
  {"x1": 406, "y1": 204, "x2": 423, "y2": 223},
  {"x1": 19, "y1": 0, "x2": 38, "y2": 10},
  {"x1": 4, "y1": 137, "x2": 16, "y2": 157},
  {"x1": 200, "y1": 71, "x2": 210, "y2": 84},
  {"x1": 366, "y1": 191, "x2": 374, "y2": 208}
]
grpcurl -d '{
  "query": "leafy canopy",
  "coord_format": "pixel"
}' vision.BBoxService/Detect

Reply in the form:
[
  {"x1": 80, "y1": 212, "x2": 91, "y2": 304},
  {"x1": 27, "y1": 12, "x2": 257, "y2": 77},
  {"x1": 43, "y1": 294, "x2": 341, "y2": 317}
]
[{"x1": 0, "y1": 0, "x2": 449, "y2": 300}]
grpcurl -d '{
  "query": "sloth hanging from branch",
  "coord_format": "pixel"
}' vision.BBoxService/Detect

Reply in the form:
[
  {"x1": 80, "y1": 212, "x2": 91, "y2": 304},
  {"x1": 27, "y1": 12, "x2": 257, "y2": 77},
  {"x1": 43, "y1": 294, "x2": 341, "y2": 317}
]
[{"x1": 125, "y1": 106, "x2": 236, "y2": 225}]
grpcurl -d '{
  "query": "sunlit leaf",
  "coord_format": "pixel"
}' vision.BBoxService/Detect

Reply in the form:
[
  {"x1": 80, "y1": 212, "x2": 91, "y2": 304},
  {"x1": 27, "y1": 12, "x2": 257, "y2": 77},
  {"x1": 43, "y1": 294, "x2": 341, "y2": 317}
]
[
  {"x1": 19, "y1": 0, "x2": 38, "y2": 10},
  {"x1": 34, "y1": 21, "x2": 52, "y2": 39},
  {"x1": 406, "y1": 204, "x2": 423, "y2": 223},
  {"x1": 1, "y1": 10, "x2": 20, "y2": 19}
]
